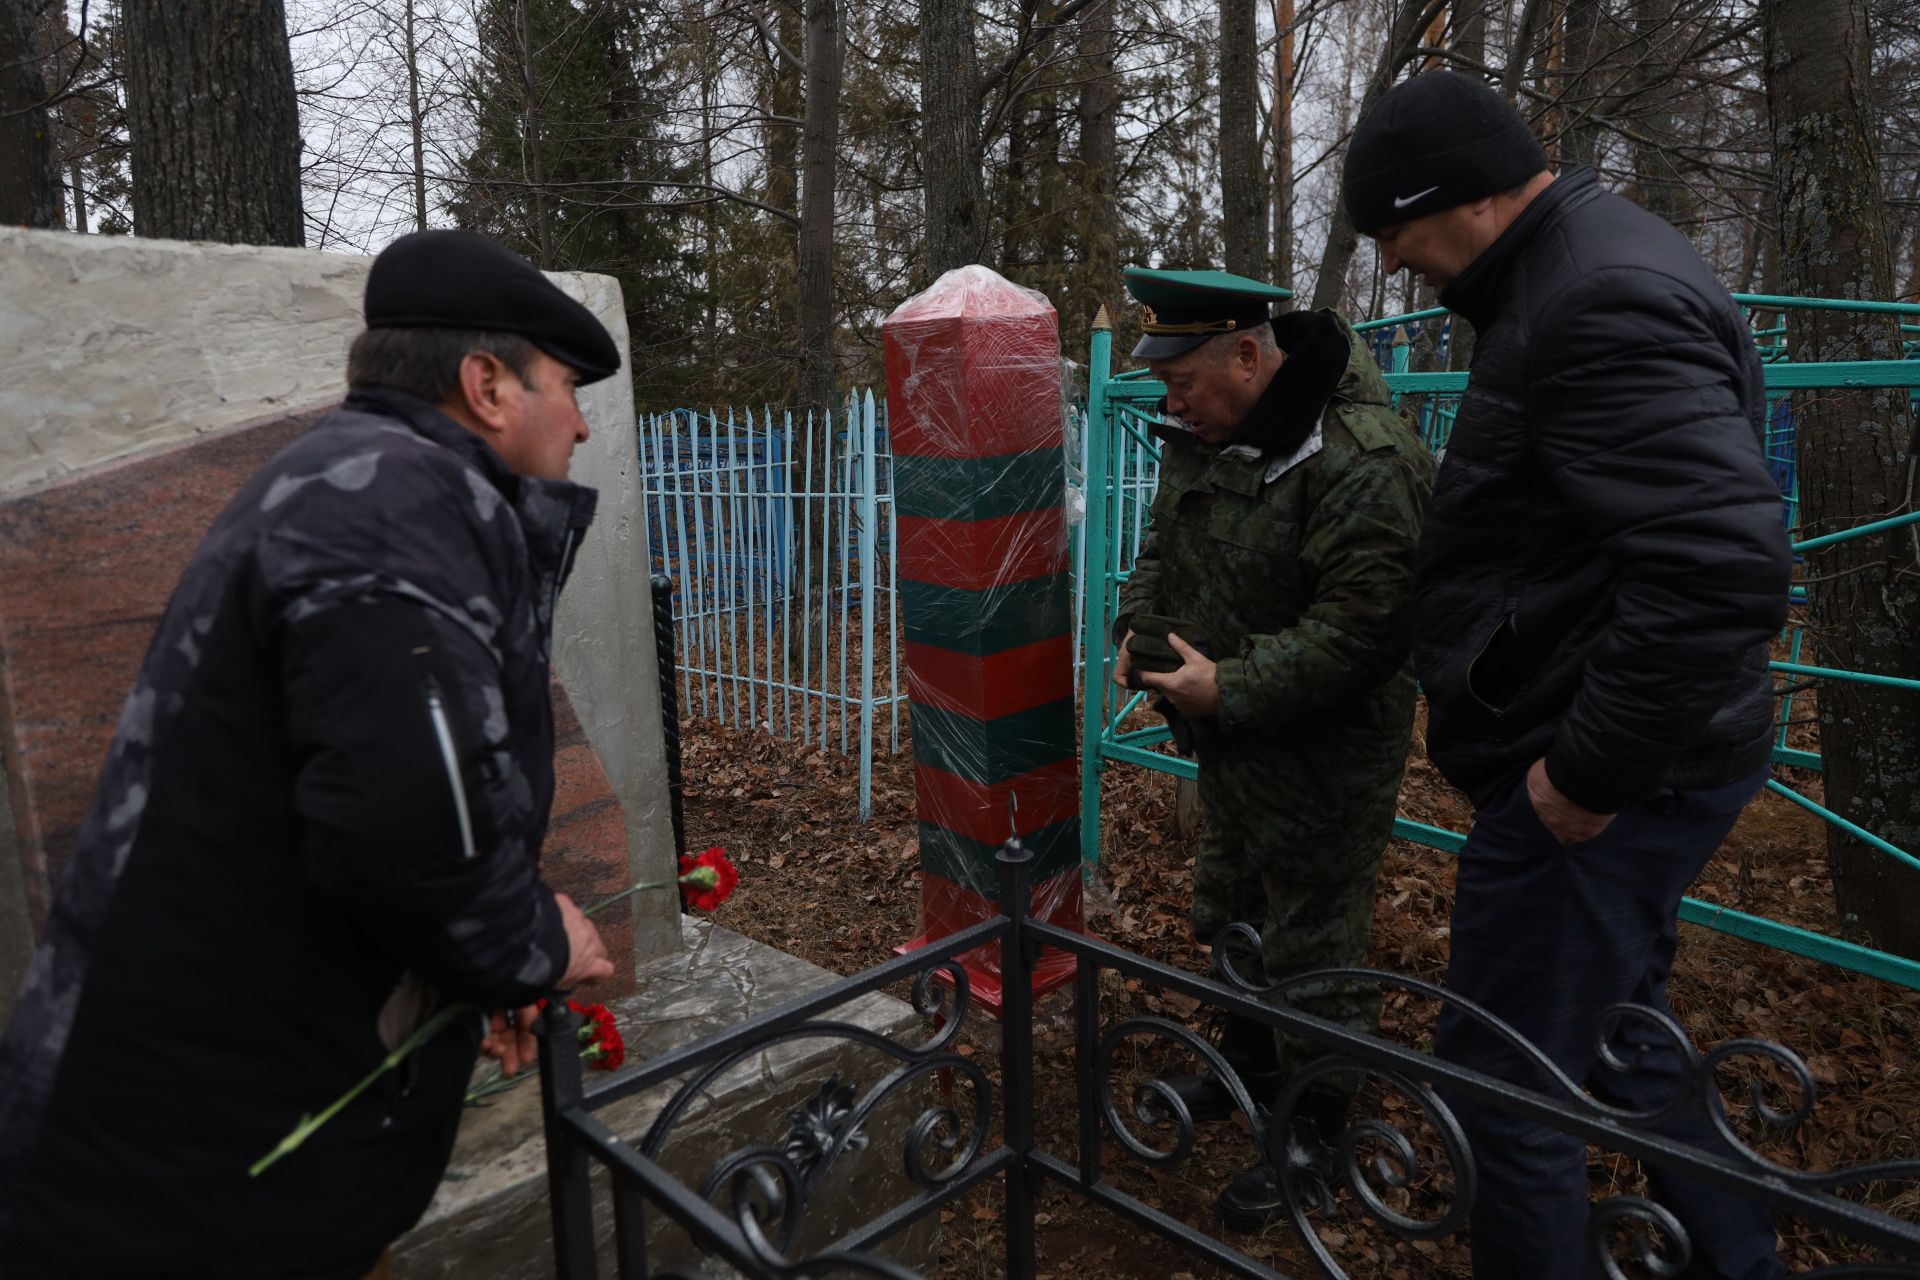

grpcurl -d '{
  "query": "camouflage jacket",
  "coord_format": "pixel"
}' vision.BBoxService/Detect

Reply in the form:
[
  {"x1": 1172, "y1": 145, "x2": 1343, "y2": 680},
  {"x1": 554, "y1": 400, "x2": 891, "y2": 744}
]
[
  {"x1": 0, "y1": 386, "x2": 594, "y2": 1276},
  {"x1": 1118, "y1": 313, "x2": 1435, "y2": 864}
]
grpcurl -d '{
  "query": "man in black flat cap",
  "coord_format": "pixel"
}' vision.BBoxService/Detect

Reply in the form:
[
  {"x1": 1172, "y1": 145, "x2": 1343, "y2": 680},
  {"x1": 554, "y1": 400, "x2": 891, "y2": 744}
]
[
  {"x1": 1344, "y1": 72, "x2": 1790, "y2": 1280},
  {"x1": 0, "y1": 230, "x2": 623, "y2": 1278}
]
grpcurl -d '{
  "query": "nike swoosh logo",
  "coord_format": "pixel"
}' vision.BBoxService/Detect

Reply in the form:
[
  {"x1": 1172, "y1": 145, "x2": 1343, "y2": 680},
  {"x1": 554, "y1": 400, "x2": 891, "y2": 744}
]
[{"x1": 1394, "y1": 185, "x2": 1440, "y2": 209}]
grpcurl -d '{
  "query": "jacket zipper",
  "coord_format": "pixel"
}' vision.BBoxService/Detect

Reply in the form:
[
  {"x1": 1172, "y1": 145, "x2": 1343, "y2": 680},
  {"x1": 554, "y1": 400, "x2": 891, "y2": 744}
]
[
  {"x1": 425, "y1": 680, "x2": 477, "y2": 861},
  {"x1": 550, "y1": 528, "x2": 576, "y2": 626},
  {"x1": 1465, "y1": 612, "x2": 1517, "y2": 718}
]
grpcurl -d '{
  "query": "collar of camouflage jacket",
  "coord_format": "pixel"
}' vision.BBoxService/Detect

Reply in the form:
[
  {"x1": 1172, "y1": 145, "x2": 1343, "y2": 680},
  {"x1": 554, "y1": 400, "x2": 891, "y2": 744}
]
[
  {"x1": 341, "y1": 385, "x2": 599, "y2": 606},
  {"x1": 1229, "y1": 308, "x2": 1352, "y2": 458}
]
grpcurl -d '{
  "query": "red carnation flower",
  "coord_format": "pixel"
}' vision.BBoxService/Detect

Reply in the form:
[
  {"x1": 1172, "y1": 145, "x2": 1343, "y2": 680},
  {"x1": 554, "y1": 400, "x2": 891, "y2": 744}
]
[
  {"x1": 678, "y1": 847, "x2": 740, "y2": 911},
  {"x1": 584, "y1": 1017, "x2": 625, "y2": 1070}
]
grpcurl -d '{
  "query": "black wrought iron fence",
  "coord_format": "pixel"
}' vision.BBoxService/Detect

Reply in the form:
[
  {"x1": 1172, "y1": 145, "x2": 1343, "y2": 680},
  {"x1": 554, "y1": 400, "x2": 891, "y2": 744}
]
[{"x1": 534, "y1": 843, "x2": 1920, "y2": 1279}]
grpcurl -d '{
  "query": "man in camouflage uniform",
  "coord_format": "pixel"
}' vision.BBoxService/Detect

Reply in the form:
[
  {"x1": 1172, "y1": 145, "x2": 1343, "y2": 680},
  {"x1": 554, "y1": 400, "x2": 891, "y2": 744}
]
[
  {"x1": 0, "y1": 231, "x2": 620, "y2": 1278},
  {"x1": 1111, "y1": 268, "x2": 1434, "y2": 1229}
]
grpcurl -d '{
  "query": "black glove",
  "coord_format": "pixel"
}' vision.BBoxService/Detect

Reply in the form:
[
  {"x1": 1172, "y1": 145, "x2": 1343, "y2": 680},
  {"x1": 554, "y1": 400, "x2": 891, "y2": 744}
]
[{"x1": 1121, "y1": 615, "x2": 1213, "y2": 756}]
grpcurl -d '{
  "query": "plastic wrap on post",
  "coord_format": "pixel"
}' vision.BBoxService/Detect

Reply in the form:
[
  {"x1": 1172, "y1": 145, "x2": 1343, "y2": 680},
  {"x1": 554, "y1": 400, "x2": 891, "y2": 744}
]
[{"x1": 882, "y1": 265, "x2": 1085, "y2": 1011}]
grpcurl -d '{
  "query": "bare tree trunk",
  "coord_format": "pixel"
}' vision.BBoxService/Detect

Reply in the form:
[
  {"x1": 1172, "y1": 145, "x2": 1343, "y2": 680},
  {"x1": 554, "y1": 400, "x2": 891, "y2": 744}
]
[
  {"x1": 403, "y1": 0, "x2": 428, "y2": 231},
  {"x1": 1218, "y1": 0, "x2": 1263, "y2": 275},
  {"x1": 1766, "y1": 0, "x2": 1920, "y2": 960},
  {"x1": 1501, "y1": 0, "x2": 1549, "y2": 100},
  {"x1": 1270, "y1": 0, "x2": 1295, "y2": 290},
  {"x1": 1454, "y1": 0, "x2": 1484, "y2": 66},
  {"x1": 796, "y1": 0, "x2": 841, "y2": 415},
  {"x1": 515, "y1": 0, "x2": 553, "y2": 262},
  {"x1": 1, "y1": 0, "x2": 63, "y2": 227},
  {"x1": 921, "y1": 0, "x2": 983, "y2": 278},
  {"x1": 1311, "y1": 0, "x2": 1446, "y2": 312},
  {"x1": 1077, "y1": 0, "x2": 1119, "y2": 316},
  {"x1": 122, "y1": 0, "x2": 304, "y2": 245},
  {"x1": 1173, "y1": 776, "x2": 1204, "y2": 842},
  {"x1": 1556, "y1": 0, "x2": 1603, "y2": 168},
  {"x1": 69, "y1": 156, "x2": 86, "y2": 230},
  {"x1": 1629, "y1": 0, "x2": 1687, "y2": 225}
]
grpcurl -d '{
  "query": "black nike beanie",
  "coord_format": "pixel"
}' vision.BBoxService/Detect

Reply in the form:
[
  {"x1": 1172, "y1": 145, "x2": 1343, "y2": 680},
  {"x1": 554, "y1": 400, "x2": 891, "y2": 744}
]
[{"x1": 1342, "y1": 72, "x2": 1550, "y2": 234}]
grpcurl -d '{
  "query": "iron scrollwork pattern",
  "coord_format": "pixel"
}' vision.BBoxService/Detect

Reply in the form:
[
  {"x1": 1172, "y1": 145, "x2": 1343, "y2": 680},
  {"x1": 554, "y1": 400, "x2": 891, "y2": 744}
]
[
  {"x1": 540, "y1": 842, "x2": 1920, "y2": 1279},
  {"x1": 1078, "y1": 920, "x2": 1920, "y2": 1279},
  {"x1": 644, "y1": 958, "x2": 990, "y2": 1276}
]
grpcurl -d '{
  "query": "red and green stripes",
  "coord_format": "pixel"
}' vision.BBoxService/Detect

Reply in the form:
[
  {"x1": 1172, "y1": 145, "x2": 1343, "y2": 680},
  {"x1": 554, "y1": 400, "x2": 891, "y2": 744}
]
[{"x1": 882, "y1": 273, "x2": 1083, "y2": 996}]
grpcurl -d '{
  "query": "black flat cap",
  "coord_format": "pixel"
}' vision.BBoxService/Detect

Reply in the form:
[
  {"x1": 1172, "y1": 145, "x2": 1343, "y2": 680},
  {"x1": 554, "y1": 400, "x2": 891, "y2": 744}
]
[{"x1": 365, "y1": 229, "x2": 622, "y2": 384}]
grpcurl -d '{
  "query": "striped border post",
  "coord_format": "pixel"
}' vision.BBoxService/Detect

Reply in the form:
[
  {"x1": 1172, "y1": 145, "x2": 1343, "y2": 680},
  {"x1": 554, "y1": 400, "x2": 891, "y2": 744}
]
[{"x1": 883, "y1": 266, "x2": 1082, "y2": 1010}]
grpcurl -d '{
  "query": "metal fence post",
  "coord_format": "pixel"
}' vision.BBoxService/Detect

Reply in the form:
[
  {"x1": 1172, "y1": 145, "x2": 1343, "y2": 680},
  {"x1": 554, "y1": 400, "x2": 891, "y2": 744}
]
[
  {"x1": 537, "y1": 1001, "x2": 597, "y2": 1280},
  {"x1": 1079, "y1": 312, "x2": 1114, "y2": 874},
  {"x1": 998, "y1": 839, "x2": 1038, "y2": 1280},
  {"x1": 858, "y1": 390, "x2": 878, "y2": 821},
  {"x1": 650, "y1": 573, "x2": 687, "y2": 863}
]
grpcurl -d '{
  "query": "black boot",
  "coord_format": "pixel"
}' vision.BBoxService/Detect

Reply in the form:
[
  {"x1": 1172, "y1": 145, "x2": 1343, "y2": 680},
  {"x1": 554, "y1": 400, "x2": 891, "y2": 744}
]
[
  {"x1": 1217, "y1": 1089, "x2": 1351, "y2": 1232},
  {"x1": 1157, "y1": 1015, "x2": 1285, "y2": 1124}
]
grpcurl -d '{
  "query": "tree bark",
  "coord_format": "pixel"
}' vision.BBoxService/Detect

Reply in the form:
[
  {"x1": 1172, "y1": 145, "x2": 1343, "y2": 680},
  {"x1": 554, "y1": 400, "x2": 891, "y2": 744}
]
[
  {"x1": 0, "y1": 0, "x2": 63, "y2": 227},
  {"x1": 515, "y1": 0, "x2": 553, "y2": 263},
  {"x1": 122, "y1": 0, "x2": 304, "y2": 245},
  {"x1": 1453, "y1": 0, "x2": 1484, "y2": 68},
  {"x1": 1077, "y1": 0, "x2": 1119, "y2": 316},
  {"x1": 796, "y1": 0, "x2": 841, "y2": 415},
  {"x1": 921, "y1": 0, "x2": 983, "y2": 279},
  {"x1": 1628, "y1": 0, "x2": 1687, "y2": 225},
  {"x1": 1270, "y1": 0, "x2": 1294, "y2": 289},
  {"x1": 1218, "y1": 0, "x2": 1263, "y2": 276},
  {"x1": 1766, "y1": 0, "x2": 1920, "y2": 959},
  {"x1": 403, "y1": 0, "x2": 428, "y2": 232},
  {"x1": 1555, "y1": 0, "x2": 1603, "y2": 169}
]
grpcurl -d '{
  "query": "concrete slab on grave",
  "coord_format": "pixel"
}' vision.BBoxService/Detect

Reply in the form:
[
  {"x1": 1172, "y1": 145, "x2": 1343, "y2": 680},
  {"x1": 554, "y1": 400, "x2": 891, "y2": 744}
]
[
  {"x1": 0, "y1": 225, "x2": 679, "y2": 1024},
  {"x1": 0, "y1": 408, "x2": 639, "y2": 994},
  {"x1": 392, "y1": 917, "x2": 940, "y2": 1278}
]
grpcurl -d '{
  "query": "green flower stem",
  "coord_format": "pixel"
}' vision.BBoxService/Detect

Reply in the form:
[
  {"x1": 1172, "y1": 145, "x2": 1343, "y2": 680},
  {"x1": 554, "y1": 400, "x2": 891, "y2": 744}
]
[
  {"x1": 463, "y1": 1037, "x2": 603, "y2": 1103},
  {"x1": 249, "y1": 1002, "x2": 474, "y2": 1178},
  {"x1": 250, "y1": 871, "x2": 702, "y2": 1176},
  {"x1": 583, "y1": 867, "x2": 712, "y2": 918}
]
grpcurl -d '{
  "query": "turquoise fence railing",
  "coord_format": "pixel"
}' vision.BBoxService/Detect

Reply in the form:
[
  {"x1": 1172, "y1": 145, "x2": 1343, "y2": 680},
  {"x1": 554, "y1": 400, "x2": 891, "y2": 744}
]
[
  {"x1": 1080, "y1": 297, "x2": 1920, "y2": 991},
  {"x1": 640, "y1": 395, "x2": 901, "y2": 820}
]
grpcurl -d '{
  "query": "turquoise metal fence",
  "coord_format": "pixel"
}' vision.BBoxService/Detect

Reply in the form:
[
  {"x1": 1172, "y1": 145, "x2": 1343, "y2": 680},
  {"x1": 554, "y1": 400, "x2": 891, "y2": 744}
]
[
  {"x1": 1079, "y1": 297, "x2": 1920, "y2": 991},
  {"x1": 640, "y1": 395, "x2": 901, "y2": 820}
]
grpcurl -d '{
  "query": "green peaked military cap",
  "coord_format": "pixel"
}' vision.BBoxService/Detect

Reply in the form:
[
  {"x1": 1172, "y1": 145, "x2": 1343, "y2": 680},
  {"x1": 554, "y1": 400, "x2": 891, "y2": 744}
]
[{"x1": 1123, "y1": 267, "x2": 1293, "y2": 359}]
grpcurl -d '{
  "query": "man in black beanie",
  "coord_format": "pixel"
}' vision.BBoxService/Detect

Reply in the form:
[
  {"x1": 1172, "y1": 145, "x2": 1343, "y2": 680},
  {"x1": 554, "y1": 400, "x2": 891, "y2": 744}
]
[
  {"x1": 1343, "y1": 73, "x2": 1791, "y2": 1280},
  {"x1": 0, "y1": 230, "x2": 621, "y2": 1278}
]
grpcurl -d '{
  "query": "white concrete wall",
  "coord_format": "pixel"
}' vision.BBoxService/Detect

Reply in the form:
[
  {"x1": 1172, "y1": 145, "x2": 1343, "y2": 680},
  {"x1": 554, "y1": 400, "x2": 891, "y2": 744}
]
[
  {"x1": 0, "y1": 228, "x2": 373, "y2": 496},
  {"x1": 0, "y1": 228, "x2": 677, "y2": 981},
  {"x1": 546, "y1": 273, "x2": 680, "y2": 949}
]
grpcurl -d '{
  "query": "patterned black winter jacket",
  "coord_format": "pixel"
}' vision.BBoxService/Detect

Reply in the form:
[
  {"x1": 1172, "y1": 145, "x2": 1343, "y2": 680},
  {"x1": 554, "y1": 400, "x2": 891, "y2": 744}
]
[{"x1": 0, "y1": 386, "x2": 596, "y2": 1277}]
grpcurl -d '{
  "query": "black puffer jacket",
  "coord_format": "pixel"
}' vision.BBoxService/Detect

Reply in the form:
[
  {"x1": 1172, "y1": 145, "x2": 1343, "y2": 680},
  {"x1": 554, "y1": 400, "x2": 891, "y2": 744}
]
[
  {"x1": 1415, "y1": 167, "x2": 1791, "y2": 812},
  {"x1": 0, "y1": 388, "x2": 594, "y2": 1277}
]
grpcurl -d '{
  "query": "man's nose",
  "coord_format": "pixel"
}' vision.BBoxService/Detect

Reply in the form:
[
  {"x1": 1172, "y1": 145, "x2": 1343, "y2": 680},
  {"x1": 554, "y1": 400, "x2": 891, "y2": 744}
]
[{"x1": 1382, "y1": 248, "x2": 1404, "y2": 275}]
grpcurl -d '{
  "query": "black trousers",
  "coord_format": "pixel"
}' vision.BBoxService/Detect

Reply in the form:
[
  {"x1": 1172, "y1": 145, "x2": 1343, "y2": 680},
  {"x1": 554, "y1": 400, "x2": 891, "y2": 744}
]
[{"x1": 1436, "y1": 769, "x2": 1784, "y2": 1280}]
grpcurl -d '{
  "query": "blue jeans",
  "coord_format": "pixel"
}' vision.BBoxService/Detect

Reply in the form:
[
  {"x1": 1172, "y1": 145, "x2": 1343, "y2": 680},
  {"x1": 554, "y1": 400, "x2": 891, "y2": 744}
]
[{"x1": 1436, "y1": 769, "x2": 1785, "y2": 1280}]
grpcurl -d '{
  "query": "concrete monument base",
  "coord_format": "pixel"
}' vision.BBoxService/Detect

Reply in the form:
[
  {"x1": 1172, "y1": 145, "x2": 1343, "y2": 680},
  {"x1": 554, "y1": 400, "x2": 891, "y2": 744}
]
[{"x1": 393, "y1": 919, "x2": 938, "y2": 1278}]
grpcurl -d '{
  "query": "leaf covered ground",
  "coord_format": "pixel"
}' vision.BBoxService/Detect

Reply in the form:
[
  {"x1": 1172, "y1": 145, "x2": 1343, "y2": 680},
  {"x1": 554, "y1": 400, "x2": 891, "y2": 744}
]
[{"x1": 674, "y1": 711, "x2": 1919, "y2": 1277}]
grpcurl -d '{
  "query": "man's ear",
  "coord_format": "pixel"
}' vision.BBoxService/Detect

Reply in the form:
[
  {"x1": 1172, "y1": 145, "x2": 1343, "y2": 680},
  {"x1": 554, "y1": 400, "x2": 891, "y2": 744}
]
[
  {"x1": 1236, "y1": 332, "x2": 1264, "y2": 377},
  {"x1": 453, "y1": 351, "x2": 515, "y2": 436}
]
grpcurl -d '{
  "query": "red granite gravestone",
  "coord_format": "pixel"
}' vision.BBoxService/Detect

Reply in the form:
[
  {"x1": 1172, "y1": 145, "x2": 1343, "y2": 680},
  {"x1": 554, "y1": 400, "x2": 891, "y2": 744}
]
[
  {"x1": 883, "y1": 266, "x2": 1085, "y2": 1009},
  {"x1": 0, "y1": 408, "x2": 637, "y2": 990}
]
